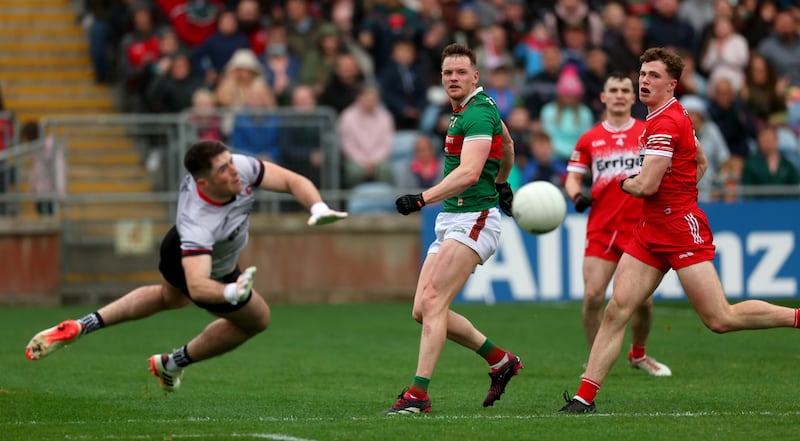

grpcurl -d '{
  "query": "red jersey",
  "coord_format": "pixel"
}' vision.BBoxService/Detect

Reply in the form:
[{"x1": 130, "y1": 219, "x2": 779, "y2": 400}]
[
  {"x1": 640, "y1": 97, "x2": 698, "y2": 223},
  {"x1": 568, "y1": 118, "x2": 645, "y2": 235}
]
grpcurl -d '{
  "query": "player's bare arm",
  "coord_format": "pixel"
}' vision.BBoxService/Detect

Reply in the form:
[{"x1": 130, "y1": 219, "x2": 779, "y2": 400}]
[
  {"x1": 258, "y1": 160, "x2": 347, "y2": 226},
  {"x1": 564, "y1": 171, "x2": 585, "y2": 201},
  {"x1": 695, "y1": 138, "x2": 708, "y2": 184},
  {"x1": 496, "y1": 120, "x2": 515, "y2": 184},
  {"x1": 620, "y1": 154, "x2": 671, "y2": 198},
  {"x1": 421, "y1": 139, "x2": 491, "y2": 204},
  {"x1": 258, "y1": 161, "x2": 324, "y2": 208},
  {"x1": 182, "y1": 254, "x2": 229, "y2": 304}
]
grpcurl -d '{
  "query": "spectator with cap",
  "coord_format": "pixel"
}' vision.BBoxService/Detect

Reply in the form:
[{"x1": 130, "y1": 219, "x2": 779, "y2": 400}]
[
  {"x1": 215, "y1": 48, "x2": 268, "y2": 136},
  {"x1": 539, "y1": 64, "x2": 594, "y2": 161}
]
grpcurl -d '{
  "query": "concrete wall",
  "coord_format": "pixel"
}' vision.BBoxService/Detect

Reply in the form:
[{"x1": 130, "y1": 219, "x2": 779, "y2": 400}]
[
  {"x1": 241, "y1": 214, "x2": 421, "y2": 303},
  {"x1": 0, "y1": 214, "x2": 422, "y2": 305}
]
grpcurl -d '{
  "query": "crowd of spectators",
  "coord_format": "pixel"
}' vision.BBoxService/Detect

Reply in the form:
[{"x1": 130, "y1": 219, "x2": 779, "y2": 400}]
[{"x1": 78, "y1": 0, "x2": 800, "y2": 203}]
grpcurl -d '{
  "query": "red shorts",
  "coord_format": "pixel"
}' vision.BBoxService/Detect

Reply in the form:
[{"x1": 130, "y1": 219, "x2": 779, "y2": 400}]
[
  {"x1": 625, "y1": 208, "x2": 716, "y2": 272},
  {"x1": 585, "y1": 228, "x2": 633, "y2": 263}
]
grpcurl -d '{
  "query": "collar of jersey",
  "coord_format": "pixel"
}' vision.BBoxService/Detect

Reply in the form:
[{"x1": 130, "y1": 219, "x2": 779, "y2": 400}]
[
  {"x1": 454, "y1": 86, "x2": 483, "y2": 112},
  {"x1": 196, "y1": 186, "x2": 236, "y2": 207}
]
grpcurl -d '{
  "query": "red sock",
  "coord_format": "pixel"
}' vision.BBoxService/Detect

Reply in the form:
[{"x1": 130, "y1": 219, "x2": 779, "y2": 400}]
[
  {"x1": 576, "y1": 378, "x2": 601, "y2": 404},
  {"x1": 629, "y1": 344, "x2": 646, "y2": 360},
  {"x1": 476, "y1": 339, "x2": 506, "y2": 366},
  {"x1": 794, "y1": 309, "x2": 800, "y2": 328}
]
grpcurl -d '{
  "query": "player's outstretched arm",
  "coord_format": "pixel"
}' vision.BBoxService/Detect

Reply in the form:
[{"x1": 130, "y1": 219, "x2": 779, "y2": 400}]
[{"x1": 258, "y1": 161, "x2": 347, "y2": 226}]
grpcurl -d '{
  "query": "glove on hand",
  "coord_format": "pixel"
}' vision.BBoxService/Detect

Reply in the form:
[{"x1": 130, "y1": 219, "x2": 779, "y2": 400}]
[
  {"x1": 496, "y1": 182, "x2": 514, "y2": 216},
  {"x1": 396, "y1": 193, "x2": 425, "y2": 215},
  {"x1": 573, "y1": 194, "x2": 592, "y2": 213}
]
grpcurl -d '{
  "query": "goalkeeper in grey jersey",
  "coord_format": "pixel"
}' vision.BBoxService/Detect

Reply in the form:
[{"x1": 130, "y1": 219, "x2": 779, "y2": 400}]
[{"x1": 25, "y1": 140, "x2": 347, "y2": 392}]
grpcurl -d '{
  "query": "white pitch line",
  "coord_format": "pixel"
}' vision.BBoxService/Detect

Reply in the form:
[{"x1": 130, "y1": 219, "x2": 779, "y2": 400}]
[
  {"x1": 61, "y1": 433, "x2": 319, "y2": 441},
  {"x1": 12, "y1": 409, "x2": 800, "y2": 429}
]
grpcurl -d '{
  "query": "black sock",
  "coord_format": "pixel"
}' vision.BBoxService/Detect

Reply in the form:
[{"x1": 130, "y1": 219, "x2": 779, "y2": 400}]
[
  {"x1": 77, "y1": 312, "x2": 104, "y2": 335},
  {"x1": 172, "y1": 345, "x2": 193, "y2": 368}
]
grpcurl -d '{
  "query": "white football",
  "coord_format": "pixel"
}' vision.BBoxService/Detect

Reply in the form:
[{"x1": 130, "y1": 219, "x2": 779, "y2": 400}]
[{"x1": 511, "y1": 181, "x2": 567, "y2": 234}]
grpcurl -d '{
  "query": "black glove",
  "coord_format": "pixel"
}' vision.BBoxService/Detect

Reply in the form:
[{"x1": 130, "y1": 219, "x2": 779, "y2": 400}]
[
  {"x1": 396, "y1": 193, "x2": 426, "y2": 215},
  {"x1": 495, "y1": 182, "x2": 514, "y2": 216},
  {"x1": 573, "y1": 194, "x2": 592, "y2": 213},
  {"x1": 620, "y1": 173, "x2": 639, "y2": 195}
]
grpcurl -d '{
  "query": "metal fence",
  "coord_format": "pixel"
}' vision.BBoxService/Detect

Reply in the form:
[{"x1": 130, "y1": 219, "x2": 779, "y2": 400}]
[{"x1": 0, "y1": 108, "x2": 798, "y2": 239}]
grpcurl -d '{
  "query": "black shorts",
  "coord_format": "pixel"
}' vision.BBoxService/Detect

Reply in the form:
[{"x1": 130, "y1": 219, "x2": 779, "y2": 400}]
[{"x1": 158, "y1": 225, "x2": 251, "y2": 314}]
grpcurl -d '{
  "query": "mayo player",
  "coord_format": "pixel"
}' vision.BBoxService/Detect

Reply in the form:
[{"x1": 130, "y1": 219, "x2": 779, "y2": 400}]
[
  {"x1": 565, "y1": 72, "x2": 671, "y2": 378},
  {"x1": 387, "y1": 43, "x2": 519, "y2": 414},
  {"x1": 25, "y1": 140, "x2": 347, "y2": 392}
]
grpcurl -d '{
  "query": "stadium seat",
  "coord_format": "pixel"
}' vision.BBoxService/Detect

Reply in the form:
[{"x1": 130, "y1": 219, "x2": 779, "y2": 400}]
[{"x1": 347, "y1": 182, "x2": 396, "y2": 214}]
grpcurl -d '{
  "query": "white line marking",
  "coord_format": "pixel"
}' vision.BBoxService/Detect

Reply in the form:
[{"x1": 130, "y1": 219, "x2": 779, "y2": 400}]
[
  {"x1": 12, "y1": 409, "x2": 800, "y2": 429},
  {"x1": 61, "y1": 433, "x2": 318, "y2": 441}
]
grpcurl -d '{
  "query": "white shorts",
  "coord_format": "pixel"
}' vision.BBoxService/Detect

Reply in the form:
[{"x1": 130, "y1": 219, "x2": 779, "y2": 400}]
[{"x1": 427, "y1": 208, "x2": 502, "y2": 264}]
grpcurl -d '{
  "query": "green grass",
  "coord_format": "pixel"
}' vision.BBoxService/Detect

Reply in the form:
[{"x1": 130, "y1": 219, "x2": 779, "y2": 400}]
[{"x1": 2, "y1": 301, "x2": 799, "y2": 441}]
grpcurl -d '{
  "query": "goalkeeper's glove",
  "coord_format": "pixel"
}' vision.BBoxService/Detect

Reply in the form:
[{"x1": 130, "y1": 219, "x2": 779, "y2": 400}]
[
  {"x1": 223, "y1": 266, "x2": 257, "y2": 305},
  {"x1": 396, "y1": 193, "x2": 425, "y2": 215},
  {"x1": 496, "y1": 182, "x2": 514, "y2": 216},
  {"x1": 307, "y1": 202, "x2": 348, "y2": 226}
]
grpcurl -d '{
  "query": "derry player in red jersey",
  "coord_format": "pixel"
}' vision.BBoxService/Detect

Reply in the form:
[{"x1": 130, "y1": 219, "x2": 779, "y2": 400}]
[
  {"x1": 565, "y1": 72, "x2": 670, "y2": 377},
  {"x1": 559, "y1": 47, "x2": 800, "y2": 413}
]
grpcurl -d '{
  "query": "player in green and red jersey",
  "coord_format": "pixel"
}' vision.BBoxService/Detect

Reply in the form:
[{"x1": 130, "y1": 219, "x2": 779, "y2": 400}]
[{"x1": 386, "y1": 43, "x2": 520, "y2": 414}]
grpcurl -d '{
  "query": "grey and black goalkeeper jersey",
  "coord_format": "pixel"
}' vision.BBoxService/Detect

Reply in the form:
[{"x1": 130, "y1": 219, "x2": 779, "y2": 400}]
[{"x1": 176, "y1": 154, "x2": 264, "y2": 281}]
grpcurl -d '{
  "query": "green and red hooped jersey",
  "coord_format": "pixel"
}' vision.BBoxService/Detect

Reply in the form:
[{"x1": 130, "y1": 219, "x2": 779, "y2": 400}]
[{"x1": 442, "y1": 87, "x2": 504, "y2": 213}]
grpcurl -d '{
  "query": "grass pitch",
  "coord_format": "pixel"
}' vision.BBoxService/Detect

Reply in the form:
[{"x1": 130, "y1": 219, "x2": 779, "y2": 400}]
[{"x1": 2, "y1": 301, "x2": 798, "y2": 441}]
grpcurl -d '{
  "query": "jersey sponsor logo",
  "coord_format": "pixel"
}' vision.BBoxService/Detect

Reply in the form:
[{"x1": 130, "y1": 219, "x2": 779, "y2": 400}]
[
  {"x1": 678, "y1": 251, "x2": 694, "y2": 259},
  {"x1": 595, "y1": 155, "x2": 641, "y2": 172},
  {"x1": 444, "y1": 135, "x2": 464, "y2": 155}
]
